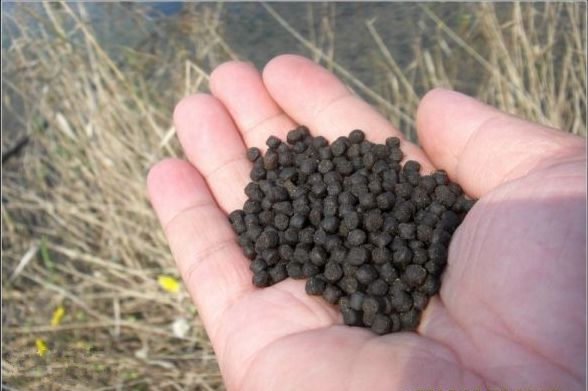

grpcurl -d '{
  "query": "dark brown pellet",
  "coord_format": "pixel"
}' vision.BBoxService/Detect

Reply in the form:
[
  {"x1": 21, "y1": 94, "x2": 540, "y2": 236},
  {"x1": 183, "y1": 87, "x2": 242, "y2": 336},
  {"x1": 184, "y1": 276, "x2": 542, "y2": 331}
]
[
  {"x1": 261, "y1": 249, "x2": 280, "y2": 265},
  {"x1": 412, "y1": 291, "x2": 429, "y2": 310},
  {"x1": 349, "y1": 129, "x2": 365, "y2": 144},
  {"x1": 331, "y1": 138, "x2": 348, "y2": 156},
  {"x1": 362, "y1": 310, "x2": 376, "y2": 327},
  {"x1": 416, "y1": 224, "x2": 433, "y2": 243},
  {"x1": 247, "y1": 225, "x2": 262, "y2": 241},
  {"x1": 258, "y1": 210, "x2": 274, "y2": 226},
  {"x1": 403, "y1": 264, "x2": 427, "y2": 287},
  {"x1": 318, "y1": 160, "x2": 334, "y2": 174},
  {"x1": 256, "y1": 230, "x2": 279, "y2": 250},
  {"x1": 246, "y1": 147, "x2": 262, "y2": 162},
  {"x1": 367, "y1": 279, "x2": 389, "y2": 296},
  {"x1": 419, "y1": 275, "x2": 440, "y2": 295},
  {"x1": 298, "y1": 227, "x2": 315, "y2": 244},
  {"x1": 323, "y1": 284, "x2": 343, "y2": 304},
  {"x1": 390, "y1": 147, "x2": 403, "y2": 162},
  {"x1": 341, "y1": 307, "x2": 362, "y2": 326},
  {"x1": 243, "y1": 199, "x2": 262, "y2": 214},
  {"x1": 286, "y1": 127, "x2": 306, "y2": 144},
  {"x1": 434, "y1": 185, "x2": 457, "y2": 207},
  {"x1": 412, "y1": 248, "x2": 428, "y2": 265},
  {"x1": 420, "y1": 175, "x2": 437, "y2": 193},
  {"x1": 347, "y1": 247, "x2": 369, "y2": 266},
  {"x1": 369, "y1": 232, "x2": 392, "y2": 248},
  {"x1": 335, "y1": 159, "x2": 354, "y2": 175},
  {"x1": 398, "y1": 223, "x2": 416, "y2": 239},
  {"x1": 264, "y1": 150, "x2": 279, "y2": 170},
  {"x1": 274, "y1": 213, "x2": 289, "y2": 231},
  {"x1": 379, "y1": 262, "x2": 398, "y2": 283},
  {"x1": 424, "y1": 260, "x2": 444, "y2": 276},
  {"x1": 393, "y1": 202, "x2": 412, "y2": 222},
  {"x1": 286, "y1": 262, "x2": 304, "y2": 279},
  {"x1": 433, "y1": 170, "x2": 449, "y2": 185},
  {"x1": 347, "y1": 229, "x2": 366, "y2": 246},
  {"x1": 321, "y1": 216, "x2": 340, "y2": 233},
  {"x1": 229, "y1": 210, "x2": 247, "y2": 234},
  {"x1": 339, "y1": 276, "x2": 359, "y2": 294},
  {"x1": 393, "y1": 246, "x2": 412, "y2": 268},
  {"x1": 385, "y1": 137, "x2": 400, "y2": 148},
  {"x1": 253, "y1": 271, "x2": 270, "y2": 287},
  {"x1": 362, "y1": 296, "x2": 382, "y2": 314},
  {"x1": 301, "y1": 274, "x2": 324, "y2": 294},
  {"x1": 249, "y1": 258, "x2": 267, "y2": 274},
  {"x1": 342, "y1": 263, "x2": 358, "y2": 277},
  {"x1": 355, "y1": 264, "x2": 378, "y2": 285},
  {"x1": 372, "y1": 247, "x2": 392, "y2": 264},
  {"x1": 273, "y1": 201, "x2": 293, "y2": 216},
  {"x1": 324, "y1": 261, "x2": 343, "y2": 282},
  {"x1": 278, "y1": 150, "x2": 294, "y2": 166},
  {"x1": 349, "y1": 292, "x2": 366, "y2": 311},
  {"x1": 371, "y1": 314, "x2": 392, "y2": 335},
  {"x1": 269, "y1": 264, "x2": 288, "y2": 283},
  {"x1": 431, "y1": 228, "x2": 452, "y2": 246},
  {"x1": 359, "y1": 193, "x2": 377, "y2": 210},
  {"x1": 243, "y1": 245, "x2": 256, "y2": 260},
  {"x1": 403, "y1": 160, "x2": 421, "y2": 173},
  {"x1": 391, "y1": 291, "x2": 413, "y2": 312},
  {"x1": 400, "y1": 308, "x2": 420, "y2": 331},
  {"x1": 309, "y1": 246, "x2": 328, "y2": 266},
  {"x1": 302, "y1": 262, "x2": 320, "y2": 278},
  {"x1": 364, "y1": 211, "x2": 383, "y2": 232},
  {"x1": 244, "y1": 183, "x2": 264, "y2": 202},
  {"x1": 376, "y1": 192, "x2": 395, "y2": 210},
  {"x1": 428, "y1": 243, "x2": 447, "y2": 262}
]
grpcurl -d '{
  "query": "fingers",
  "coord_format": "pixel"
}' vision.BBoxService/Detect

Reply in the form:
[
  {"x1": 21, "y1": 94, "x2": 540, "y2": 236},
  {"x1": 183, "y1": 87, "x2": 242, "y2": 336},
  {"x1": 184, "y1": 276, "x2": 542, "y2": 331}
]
[
  {"x1": 173, "y1": 94, "x2": 251, "y2": 212},
  {"x1": 262, "y1": 54, "x2": 434, "y2": 171},
  {"x1": 147, "y1": 159, "x2": 253, "y2": 340},
  {"x1": 210, "y1": 61, "x2": 297, "y2": 149},
  {"x1": 416, "y1": 88, "x2": 585, "y2": 197}
]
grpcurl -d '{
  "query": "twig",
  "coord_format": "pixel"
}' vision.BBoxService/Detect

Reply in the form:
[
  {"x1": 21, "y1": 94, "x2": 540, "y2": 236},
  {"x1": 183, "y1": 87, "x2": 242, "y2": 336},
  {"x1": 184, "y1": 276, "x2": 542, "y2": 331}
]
[
  {"x1": 2, "y1": 136, "x2": 30, "y2": 164},
  {"x1": 9, "y1": 242, "x2": 39, "y2": 282}
]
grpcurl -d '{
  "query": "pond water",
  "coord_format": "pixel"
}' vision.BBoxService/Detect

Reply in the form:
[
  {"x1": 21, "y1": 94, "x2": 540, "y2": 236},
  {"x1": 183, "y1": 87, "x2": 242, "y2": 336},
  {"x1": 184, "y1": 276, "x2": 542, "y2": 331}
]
[
  {"x1": 2, "y1": 2, "x2": 470, "y2": 89},
  {"x1": 159, "y1": 2, "x2": 469, "y2": 90}
]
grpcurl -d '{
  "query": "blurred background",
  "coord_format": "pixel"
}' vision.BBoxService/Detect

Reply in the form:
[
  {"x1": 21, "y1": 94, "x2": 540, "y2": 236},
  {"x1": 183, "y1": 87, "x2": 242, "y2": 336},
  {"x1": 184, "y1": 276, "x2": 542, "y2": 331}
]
[{"x1": 1, "y1": 2, "x2": 585, "y2": 389}]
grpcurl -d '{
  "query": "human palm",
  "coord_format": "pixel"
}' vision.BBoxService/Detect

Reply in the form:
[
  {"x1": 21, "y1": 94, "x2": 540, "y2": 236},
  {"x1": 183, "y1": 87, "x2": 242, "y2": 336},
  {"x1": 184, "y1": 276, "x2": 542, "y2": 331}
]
[{"x1": 148, "y1": 55, "x2": 586, "y2": 390}]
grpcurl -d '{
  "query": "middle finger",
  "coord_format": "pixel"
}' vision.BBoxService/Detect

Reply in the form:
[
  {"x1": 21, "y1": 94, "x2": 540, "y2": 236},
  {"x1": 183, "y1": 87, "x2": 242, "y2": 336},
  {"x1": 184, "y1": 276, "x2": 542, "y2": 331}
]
[
  {"x1": 263, "y1": 55, "x2": 435, "y2": 172},
  {"x1": 210, "y1": 61, "x2": 297, "y2": 149}
]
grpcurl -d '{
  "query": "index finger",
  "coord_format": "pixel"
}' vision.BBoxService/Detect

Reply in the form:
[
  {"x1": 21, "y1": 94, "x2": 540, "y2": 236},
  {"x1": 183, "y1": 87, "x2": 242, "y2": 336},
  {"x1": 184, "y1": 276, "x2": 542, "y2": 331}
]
[{"x1": 147, "y1": 159, "x2": 254, "y2": 341}]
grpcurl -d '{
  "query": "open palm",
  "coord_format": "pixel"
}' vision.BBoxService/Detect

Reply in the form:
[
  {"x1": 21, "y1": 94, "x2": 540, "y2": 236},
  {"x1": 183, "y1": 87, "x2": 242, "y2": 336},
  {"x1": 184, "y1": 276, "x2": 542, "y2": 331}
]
[{"x1": 148, "y1": 55, "x2": 586, "y2": 390}]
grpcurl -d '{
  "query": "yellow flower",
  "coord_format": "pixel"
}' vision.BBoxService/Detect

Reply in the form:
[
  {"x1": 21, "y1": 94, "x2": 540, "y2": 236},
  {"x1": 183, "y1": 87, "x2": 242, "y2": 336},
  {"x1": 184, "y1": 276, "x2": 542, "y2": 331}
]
[
  {"x1": 36, "y1": 338, "x2": 48, "y2": 357},
  {"x1": 158, "y1": 275, "x2": 180, "y2": 294},
  {"x1": 51, "y1": 305, "x2": 65, "y2": 326}
]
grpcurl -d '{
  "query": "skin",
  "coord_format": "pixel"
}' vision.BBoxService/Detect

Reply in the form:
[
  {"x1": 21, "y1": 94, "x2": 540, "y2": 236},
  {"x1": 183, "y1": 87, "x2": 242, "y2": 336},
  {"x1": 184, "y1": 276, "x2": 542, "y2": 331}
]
[{"x1": 147, "y1": 55, "x2": 586, "y2": 391}]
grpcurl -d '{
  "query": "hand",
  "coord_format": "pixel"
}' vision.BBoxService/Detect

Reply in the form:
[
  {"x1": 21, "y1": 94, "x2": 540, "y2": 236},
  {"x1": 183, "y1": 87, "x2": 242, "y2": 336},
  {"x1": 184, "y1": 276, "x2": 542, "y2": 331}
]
[{"x1": 147, "y1": 55, "x2": 586, "y2": 390}]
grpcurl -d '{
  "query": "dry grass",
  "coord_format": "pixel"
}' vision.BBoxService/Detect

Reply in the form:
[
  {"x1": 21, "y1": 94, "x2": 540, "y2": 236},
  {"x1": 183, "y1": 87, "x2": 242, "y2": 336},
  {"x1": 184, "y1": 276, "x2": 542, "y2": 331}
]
[
  {"x1": 2, "y1": 3, "x2": 231, "y2": 389},
  {"x1": 2, "y1": 2, "x2": 585, "y2": 390},
  {"x1": 368, "y1": 2, "x2": 587, "y2": 139}
]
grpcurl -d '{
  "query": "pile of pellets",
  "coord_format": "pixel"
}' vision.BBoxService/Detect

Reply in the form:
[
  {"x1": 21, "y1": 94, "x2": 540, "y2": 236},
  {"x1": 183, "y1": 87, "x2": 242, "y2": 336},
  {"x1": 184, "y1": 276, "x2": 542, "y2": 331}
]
[{"x1": 228, "y1": 127, "x2": 475, "y2": 335}]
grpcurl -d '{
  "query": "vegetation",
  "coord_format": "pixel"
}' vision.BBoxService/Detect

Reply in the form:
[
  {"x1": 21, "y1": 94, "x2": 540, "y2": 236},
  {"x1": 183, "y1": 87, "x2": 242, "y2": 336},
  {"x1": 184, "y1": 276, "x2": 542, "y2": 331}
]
[{"x1": 2, "y1": 2, "x2": 585, "y2": 389}]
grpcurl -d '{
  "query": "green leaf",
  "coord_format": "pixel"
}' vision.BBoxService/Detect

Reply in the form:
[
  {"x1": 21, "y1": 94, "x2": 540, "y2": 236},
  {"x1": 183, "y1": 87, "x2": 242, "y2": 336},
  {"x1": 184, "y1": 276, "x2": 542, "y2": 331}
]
[{"x1": 39, "y1": 237, "x2": 54, "y2": 271}]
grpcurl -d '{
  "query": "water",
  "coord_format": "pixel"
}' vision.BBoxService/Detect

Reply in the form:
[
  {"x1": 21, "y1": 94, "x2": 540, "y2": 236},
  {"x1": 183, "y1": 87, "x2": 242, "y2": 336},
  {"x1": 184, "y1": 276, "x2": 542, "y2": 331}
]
[
  {"x1": 219, "y1": 3, "x2": 465, "y2": 89},
  {"x1": 1, "y1": 2, "x2": 469, "y2": 87},
  {"x1": 150, "y1": 2, "x2": 183, "y2": 16}
]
